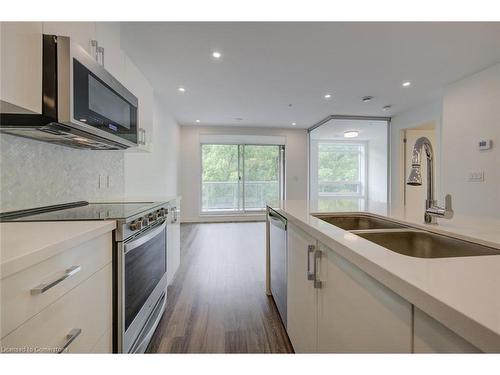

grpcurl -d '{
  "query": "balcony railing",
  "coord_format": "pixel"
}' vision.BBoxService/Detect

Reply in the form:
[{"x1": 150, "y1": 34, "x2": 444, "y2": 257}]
[{"x1": 202, "y1": 180, "x2": 279, "y2": 212}]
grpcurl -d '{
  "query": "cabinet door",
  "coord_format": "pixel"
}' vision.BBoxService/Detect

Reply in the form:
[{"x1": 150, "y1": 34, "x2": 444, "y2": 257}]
[
  {"x1": 124, "y1": 56, "x2": 154, "y2": 152},
  {"x1": 42, "y1": 22, "x2": 95, "y2": 54},
  {"x1": 317, "y1": 243, "x2": 412, "y2": 353},
  {"x1": 95, "y1": 22, "x2": 125, "y2": 81},
  {"x1": 1, "y1": 22, "x2": 43, "y2": 113},
  {"x1": 413, "y1": 308, "x2": 481, "y2": 353},
  {"x1": 167, "y1": 205, "x2": 181, "y2": 286},
  {"x1": 287, "y1": 223, "x2": 318, "y2": 353}
]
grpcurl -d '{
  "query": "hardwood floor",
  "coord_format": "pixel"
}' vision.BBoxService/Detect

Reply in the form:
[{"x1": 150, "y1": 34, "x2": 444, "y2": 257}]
[{"x1": 147, "y1": 222, "x2": 293, "y2": 353}]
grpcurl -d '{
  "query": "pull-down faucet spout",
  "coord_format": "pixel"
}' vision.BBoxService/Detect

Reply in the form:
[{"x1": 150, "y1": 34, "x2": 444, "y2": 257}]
[{"x1": 406, "y1": 137, "x2": 453, "y2": 224}]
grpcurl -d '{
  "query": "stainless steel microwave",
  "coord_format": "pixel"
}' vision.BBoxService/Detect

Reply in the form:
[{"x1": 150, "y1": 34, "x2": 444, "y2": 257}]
[{"x1": 0, "y1": 34, "x2": 138, "y2": 150}]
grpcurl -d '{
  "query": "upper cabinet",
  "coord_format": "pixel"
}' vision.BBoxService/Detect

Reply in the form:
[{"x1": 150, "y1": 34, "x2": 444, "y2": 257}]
[
  {"x1": 124, "y1": 55, "x2": 154, "y2": 152},
  {"x1": 0, "y1": 22, "x2": 43, "y2": 114},
  {"x1": 94, "y1": 23, "x2": 126, "y2": 82},
  {"x1": 42, "y1": 22, "x2": 96, "y2": 55},
  {"x1": 1, "y1": 22, "x2": 154, "y2": 152}
]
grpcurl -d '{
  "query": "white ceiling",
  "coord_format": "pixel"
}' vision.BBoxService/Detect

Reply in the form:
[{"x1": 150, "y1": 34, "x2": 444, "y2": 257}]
[{"x1": 120, "y1": 22, "x2": 500, "y2": 129}]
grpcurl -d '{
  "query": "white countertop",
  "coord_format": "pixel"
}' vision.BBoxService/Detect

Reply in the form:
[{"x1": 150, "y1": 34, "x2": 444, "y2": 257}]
[
  {"x1": 0, "y1": 220, "x2": 116, "y2": 278},
  {"x1": 268, "y1": 199, "x2": 500, "y2": 352}
]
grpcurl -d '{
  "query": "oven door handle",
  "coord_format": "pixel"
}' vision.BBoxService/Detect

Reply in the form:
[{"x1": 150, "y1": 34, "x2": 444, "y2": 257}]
[{"x1": 124, "y1": 221, "x2": 167, "y2": 254}]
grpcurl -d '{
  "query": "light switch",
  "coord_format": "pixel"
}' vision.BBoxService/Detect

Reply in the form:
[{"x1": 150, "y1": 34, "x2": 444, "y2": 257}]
[{"x1": 478, "y1": 139, "x2": 492, "y2": 151}]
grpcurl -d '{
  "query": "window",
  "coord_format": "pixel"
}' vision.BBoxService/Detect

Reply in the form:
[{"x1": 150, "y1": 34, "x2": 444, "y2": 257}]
[
  {"x1": 201, "y1": 144, "x2": 284, "y2": 213},
  {"x1": 317, "y1": 142, "x2": 366, "y2": 198},
  {"x1": 309, "y1": 117, "x2": 389, "y2": 208}
]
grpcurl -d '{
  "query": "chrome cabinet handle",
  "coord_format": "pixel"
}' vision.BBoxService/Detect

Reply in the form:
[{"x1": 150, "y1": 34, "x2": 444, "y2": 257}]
[
  {"x1": 97, "y1": 46, "x2": 105, "y2": 67},
  {"x1": 58, "y1": 328, "x2": 82, "y2": 353},
  {"x1": 307, "y1": 245, "x2": 315, "y2": 280},
  {"x1": 30, "y1": 266, "x2": 82, "y2": 295},
  {"x1": 313, "y1": 250, "x2": 323, "y2": 289}
]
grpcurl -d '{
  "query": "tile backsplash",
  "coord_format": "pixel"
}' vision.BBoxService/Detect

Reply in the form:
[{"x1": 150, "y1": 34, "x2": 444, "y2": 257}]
[{"x1": 0, "y1": 134, "x2": 125, "y2": 212}]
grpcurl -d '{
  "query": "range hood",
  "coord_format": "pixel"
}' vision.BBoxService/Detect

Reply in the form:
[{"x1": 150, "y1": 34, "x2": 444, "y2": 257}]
[{"x1": 0, "y1": 35, "x2": 138, "y2": 150}]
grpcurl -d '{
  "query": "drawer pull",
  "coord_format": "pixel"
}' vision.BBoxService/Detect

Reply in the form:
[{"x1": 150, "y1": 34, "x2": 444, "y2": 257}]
[
  {"x1": 30, "y1": 266, "x2": 82, "y2": 295},
  {"x1": 58, "y1": 328, "x2": 82, "y2": 353}
]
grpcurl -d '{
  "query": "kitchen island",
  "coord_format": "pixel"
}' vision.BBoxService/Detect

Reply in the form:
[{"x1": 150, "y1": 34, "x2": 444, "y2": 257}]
[{"x1": 266, "y1": 200, "x2": 500, "y2": 353}]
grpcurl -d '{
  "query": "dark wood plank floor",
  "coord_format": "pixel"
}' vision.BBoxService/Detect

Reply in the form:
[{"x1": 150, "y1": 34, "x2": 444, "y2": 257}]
[{"x1": 147, "y1": 222, "x2": 293, "y2": 353}]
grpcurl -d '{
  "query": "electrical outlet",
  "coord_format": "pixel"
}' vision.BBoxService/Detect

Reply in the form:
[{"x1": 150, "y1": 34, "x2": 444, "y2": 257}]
[
  {"x1": 98, "y1": 174, "x2": 107, "y2": 189},
  {"x1": 468, "y1": 171, "x2": 484, "y2": 182}
]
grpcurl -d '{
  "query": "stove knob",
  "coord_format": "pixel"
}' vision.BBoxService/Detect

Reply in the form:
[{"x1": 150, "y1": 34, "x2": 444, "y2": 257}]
[
  {"x1": 158, "y1": 208, "x2": 166, "y2": 217},
  {"x1": 129, "y1": 219, "x2": 143, "y2": 231},
  {"x1": 149, "y1": 213, "x2": 158, "y2": 221}
]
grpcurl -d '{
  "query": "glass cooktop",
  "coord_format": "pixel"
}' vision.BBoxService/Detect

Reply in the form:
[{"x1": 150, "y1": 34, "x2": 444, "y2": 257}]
[{"x1": 0, "y1": 201, "x2": 165, "y2": 222}]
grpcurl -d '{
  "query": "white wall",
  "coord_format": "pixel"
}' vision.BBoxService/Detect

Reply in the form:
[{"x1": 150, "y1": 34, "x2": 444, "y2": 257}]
[
  {"x1": 390, "y1": 98, "x2": 442, "y2": 209},
  {"x1": 180, "y1": 126, "x2": 308, "y2": 222},
  {"x1": 124, "y1": 98, "x2": 180, "y2": 201},
  {"x1": 441, "y1": 63, "x2": 500, "y2": 217}
]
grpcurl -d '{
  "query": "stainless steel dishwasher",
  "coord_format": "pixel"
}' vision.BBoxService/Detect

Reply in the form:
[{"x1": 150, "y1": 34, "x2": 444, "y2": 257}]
[{"x1": 268, "y1": 208, "x2": 287, "y2": 327}]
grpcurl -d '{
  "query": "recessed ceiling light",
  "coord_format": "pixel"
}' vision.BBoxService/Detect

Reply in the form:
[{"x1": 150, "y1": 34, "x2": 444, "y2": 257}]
[
  {"x1": 383, "y1": 105, "x2": 392, "y2": 111},
  {"x1": 292, "y1": 122, "x2": 297, "y2": 126},
  {"x1": 324, "y1": 93, "x2": 332, "y2": 99},
  {"x1": 402, "y1": 81, "x2": 411, "y2": 87},
  {"x1": 195, "y1": 120, "x2": 200, "y2": 123},
  {"x1": 344, "y1": 130, "x2": 359, "y2": 138},
  {"x1": 362, "y1": 96, "x2": 373, "y2": 102},
  {"x1": 178, "y1": 87, "x2": 185, "y2": 92},
  {"x1": 211, "y1": 51, "x2": 222, "y2": 59}
]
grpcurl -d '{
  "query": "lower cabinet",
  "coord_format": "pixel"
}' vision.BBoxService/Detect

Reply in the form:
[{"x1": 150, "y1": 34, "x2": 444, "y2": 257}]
[
  {"x1": 287, "y1": 223, "x2": 318, "y2": 352},
  {"x1": 317, "y1": 242, "x2": 412, "y2": 353},
  {"x1": 285, "y1": 224, "x2": 482, "y2": 353},
  {"x1": 413, "y1": 308, "x2": 481, "y2": 353}
]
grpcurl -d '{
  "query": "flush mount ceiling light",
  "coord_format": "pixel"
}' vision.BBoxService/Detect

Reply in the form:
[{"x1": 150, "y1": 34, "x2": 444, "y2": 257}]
[
  {"x1": 177, "y1": 87, "x2": 186, "y2": 93},
  {"x1": 195, "y1": 120, "x2": 200, "y2": 123},
  {"x1": 211, "y1": 51, "x2": 222, "y2": 59},
  {"x1": 362, "y1": 96, "x2": 373, "y2": 102},
  {"x1": 383, "y1": 105, "x2": 392, "y2": 111},
  {"x1": 402, "y1": 81, "x2": 411, "y2": 87},
  {"x1": 344, "y1": 130, "x2": 359, "y2": 138},
  {"x1": 324, "y1": 93, "x2": 332, "y2": 99},
  {"x1": 292, "y1": 122, "x2": 297, "y2": 126}
]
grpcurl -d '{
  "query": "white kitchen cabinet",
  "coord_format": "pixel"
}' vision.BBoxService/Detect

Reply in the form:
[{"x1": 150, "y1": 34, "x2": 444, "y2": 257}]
[
  {"x1": 42, "y1": 22, "x2": 96, "y2": 55},
  {"x1": 167, "y1": 202, "x2": 181, "y2": 286},
  {"x1": 0, "y1": 22, "x2": 43, "y2": 114},
  {"x1": 124, "y1": 55, "x2": 154, "y2": 152},
  {"x1": 413, "y1": 308, "x2": 481, "y2": 353},
  {"x1": 286, "y1": 223, "x2": 318, "y2": 353},
  {"x1": 317, "y1": 242, "x2": 412, "y2": 353},
  {"x1": 95, "y1": 22, "x2": 126, "y2": 82}
]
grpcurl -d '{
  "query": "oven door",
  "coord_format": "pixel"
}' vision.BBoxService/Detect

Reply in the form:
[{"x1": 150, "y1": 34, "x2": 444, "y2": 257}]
[
  {"x1": 118, "y1": 220, "x2": 168, "y2": 353},
  {"x1": 67, "y1": 38, "x2": 139, "y2": 146}
]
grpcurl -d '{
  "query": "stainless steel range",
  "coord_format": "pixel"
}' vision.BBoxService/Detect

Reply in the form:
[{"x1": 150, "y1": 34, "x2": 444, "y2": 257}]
[{"x1": 0, "y1": 200, "x2": 174, "y2": 353}]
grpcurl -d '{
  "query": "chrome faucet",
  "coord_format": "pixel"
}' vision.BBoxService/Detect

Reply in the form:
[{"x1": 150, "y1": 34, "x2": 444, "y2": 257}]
[{"x1": 407, "y1": 136, "x2": 454, "y2": 224}]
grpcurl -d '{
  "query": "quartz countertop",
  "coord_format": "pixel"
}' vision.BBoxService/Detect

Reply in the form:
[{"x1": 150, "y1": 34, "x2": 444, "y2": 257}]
[
  {"x1": 0, "y1": 220, "x2": 116, "y2": 278},
  {"x1": 267, "y1": 199, "x2": 500, "y2": 352}
]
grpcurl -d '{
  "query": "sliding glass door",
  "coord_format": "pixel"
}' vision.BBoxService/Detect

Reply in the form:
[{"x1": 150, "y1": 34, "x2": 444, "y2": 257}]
[{"x1": 201, "y1": 144, "x2": 284, "y2": 213}]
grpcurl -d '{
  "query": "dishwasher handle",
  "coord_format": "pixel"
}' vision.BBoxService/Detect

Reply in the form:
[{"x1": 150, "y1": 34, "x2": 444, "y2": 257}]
[{"x1": 268, "y1": 210, "x2": 287, "y2": 230}]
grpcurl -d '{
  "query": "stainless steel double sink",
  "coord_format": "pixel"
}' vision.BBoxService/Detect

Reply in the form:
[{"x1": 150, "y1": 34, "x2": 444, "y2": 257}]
[{"x1": 312, "y1": 213, "x2": 500, "y2": 258}]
